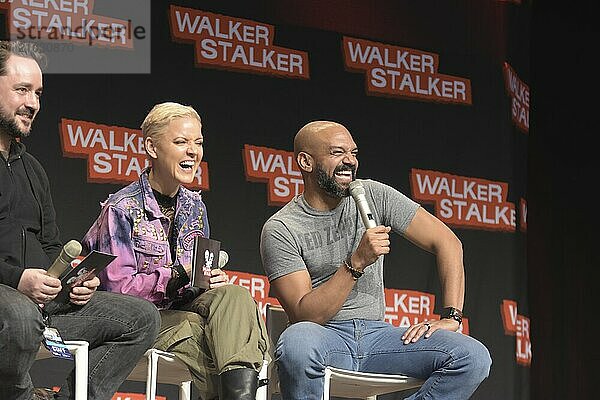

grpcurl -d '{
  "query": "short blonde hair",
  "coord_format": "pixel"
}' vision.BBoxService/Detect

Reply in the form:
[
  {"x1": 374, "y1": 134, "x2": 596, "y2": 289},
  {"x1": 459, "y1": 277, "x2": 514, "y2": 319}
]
[{"x1": 141, "y1": 102, "x2": 201, "y2": 142}]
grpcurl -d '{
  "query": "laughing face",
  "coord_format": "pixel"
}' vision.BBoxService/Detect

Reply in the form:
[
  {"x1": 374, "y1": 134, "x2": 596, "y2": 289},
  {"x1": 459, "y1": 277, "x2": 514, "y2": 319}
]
[
  {"x1": 316, "y1": 161, "x2": 356, "y2": 198},
  {"x1": 146, "y1": 116, "x2": 203, "y2": 193},
  {"x1": 314, "y1": 126, "x2": 358, "y2": 198},
  {"x1": 0, "y1": 55, "x2": 43, "y2": 140}
]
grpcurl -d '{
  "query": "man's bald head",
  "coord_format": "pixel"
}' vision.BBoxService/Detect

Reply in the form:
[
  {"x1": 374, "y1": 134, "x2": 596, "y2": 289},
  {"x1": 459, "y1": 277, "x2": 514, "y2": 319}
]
[
  {"x1": 293, "y1": 120, "x2": 358, "y2": 205},
  {"x1": 294, "y1": 120, "x2": 347, "y2": 157}
]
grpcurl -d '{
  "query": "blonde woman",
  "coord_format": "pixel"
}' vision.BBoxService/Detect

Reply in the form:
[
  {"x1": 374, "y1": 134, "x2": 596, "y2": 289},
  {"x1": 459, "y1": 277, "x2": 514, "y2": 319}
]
[{"x1": 82, "y1": 102, "x2": 269, "y2": 399}]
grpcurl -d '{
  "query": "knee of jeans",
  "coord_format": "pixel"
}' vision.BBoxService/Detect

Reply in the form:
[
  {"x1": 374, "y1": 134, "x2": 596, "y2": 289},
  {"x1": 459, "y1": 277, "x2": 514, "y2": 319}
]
[
  {"x1": 129, "y1": 297, "x2": 161, "y2": 340},
  {"x1": 275, "y1": 321, "x2": 324, "y2": 365},
  {"x1": 0, "y1": 297, "x2": 44, "y2": 348},
  {"x1": 462, "y1": 338, "x2": 492, "y2": 382}
]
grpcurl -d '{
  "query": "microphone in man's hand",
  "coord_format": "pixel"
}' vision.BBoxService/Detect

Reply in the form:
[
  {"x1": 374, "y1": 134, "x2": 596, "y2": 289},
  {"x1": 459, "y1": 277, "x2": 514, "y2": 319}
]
[
  {"x1": 47, "y1": 240, "x2": 82, "y2": 278},
  {"x1": 349, "y1": 180, "x2": 377, "y2": 229},
  {"x1": 182, "y1": 250, "x2": 230, "y2": 301}
]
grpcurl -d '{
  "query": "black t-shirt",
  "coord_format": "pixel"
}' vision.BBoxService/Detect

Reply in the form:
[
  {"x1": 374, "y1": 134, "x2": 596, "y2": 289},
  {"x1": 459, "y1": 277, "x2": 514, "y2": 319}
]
[{"x1": 152, "y1": 188, "x2": 178, "y2": 261}]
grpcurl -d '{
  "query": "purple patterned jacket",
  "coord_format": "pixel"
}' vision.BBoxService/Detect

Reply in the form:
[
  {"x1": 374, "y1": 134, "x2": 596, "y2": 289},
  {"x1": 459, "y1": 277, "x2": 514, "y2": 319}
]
[{"x1": 82, "y1": 169, "x2": 209, "y2": 309}]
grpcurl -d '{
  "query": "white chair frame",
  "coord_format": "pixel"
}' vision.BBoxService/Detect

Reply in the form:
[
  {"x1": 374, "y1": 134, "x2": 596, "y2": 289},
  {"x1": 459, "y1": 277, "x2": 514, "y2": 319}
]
[
  {"x1": 35, "y1": 340, "x2": 89, "y2": 400},
  {"x1": 37, "y1": 343, "x2": 269, "y2": 400},
  {"x1": 127, "y1": 348, "x2": 192, "y2": 400},
  {"x1": 127, "y1": 348, "x2": 270, "y2": 400},
  {"x1": 323, "y1": 366, "x2": 423, "y2": 400}
]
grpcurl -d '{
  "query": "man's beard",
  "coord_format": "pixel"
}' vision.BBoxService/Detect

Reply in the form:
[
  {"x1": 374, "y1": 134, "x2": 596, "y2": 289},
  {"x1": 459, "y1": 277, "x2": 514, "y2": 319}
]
[
  {"x1": 316, "y1": 163, "x2": 356, "y2": 198},
  {"x1": 0, "y1": 106, "x2": 31, "y2": 139}
]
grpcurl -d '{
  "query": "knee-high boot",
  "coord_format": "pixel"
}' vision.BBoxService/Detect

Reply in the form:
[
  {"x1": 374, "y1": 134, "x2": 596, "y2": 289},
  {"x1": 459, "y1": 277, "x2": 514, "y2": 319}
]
[{"x1": 218, "y1": 368, "x2": 258, "y2": 400}]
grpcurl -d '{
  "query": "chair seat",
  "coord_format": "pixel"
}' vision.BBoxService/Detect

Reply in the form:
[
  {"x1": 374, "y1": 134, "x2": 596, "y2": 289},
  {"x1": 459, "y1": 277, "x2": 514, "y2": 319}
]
[
  {"x1": 325, "y1": 366, "x2": 424, "y2": 398},
  {"x1": 127, "y1": 348, "x2": 192, "y2": 386}
]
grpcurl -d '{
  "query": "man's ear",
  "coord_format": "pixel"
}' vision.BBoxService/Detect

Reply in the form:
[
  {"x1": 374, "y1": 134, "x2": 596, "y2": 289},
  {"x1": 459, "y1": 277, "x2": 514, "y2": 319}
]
[
  {"x1": 297, "y1": 151, "x2": 313, "y2": 173},
  {"x1": 145, "y1": 137, "x2": 158, "y2": 159}
]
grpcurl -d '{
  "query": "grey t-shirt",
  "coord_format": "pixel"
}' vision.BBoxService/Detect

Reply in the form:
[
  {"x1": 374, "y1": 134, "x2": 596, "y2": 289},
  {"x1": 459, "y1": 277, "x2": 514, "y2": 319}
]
[{"x1": 260, "y1": 179, "x2": 420, "y2": 321}]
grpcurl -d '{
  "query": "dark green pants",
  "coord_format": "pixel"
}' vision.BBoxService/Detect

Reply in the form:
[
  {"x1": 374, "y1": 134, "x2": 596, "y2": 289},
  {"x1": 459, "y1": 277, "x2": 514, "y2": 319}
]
[{"x1": 154, "y1": 285, "x2": 270, "y2": 399}]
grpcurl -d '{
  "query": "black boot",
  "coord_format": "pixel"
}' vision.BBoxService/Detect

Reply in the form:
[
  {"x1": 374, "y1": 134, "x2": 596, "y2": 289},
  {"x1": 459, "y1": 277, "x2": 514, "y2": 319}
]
[{"x1": 218, "y1": 367, "x2": 258, "y2": 400}]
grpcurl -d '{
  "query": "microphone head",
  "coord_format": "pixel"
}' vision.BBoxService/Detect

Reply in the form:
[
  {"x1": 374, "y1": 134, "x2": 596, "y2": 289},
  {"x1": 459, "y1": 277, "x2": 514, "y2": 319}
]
[
  {"x1": 64, "y1": 240, "x2": 82, "y2": 260},
  {"x1": 348, "y1": 180, "x2": 366, "y2": 198},
  {"x1": 218, "y1": 250, "x2": 229, "y2": 268}
]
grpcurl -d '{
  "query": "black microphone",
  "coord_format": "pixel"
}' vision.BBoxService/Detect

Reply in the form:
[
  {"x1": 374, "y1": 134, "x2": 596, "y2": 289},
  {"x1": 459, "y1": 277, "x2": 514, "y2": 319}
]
[
  {"x1": 182, "y1": 250, "x2": 229, "y2": 301},
  {"x1": 349, "y1": 180, "x2": 377, "y2": 229},
  {"x1": 47, "y1": 240, "x2": 82, "y2": 278}
]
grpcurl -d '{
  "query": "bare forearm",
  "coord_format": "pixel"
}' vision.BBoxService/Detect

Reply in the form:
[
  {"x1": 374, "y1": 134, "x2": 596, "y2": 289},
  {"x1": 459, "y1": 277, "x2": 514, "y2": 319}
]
[
  {"x1": 436, "y1": 237, "x2": 465, "y2": 310},
  {"x1": 404, "y1": 208, "x2": 465, "y2": 310},
  {"x1": 274, "y1": 265, "x2": 357, "y2": 325}
]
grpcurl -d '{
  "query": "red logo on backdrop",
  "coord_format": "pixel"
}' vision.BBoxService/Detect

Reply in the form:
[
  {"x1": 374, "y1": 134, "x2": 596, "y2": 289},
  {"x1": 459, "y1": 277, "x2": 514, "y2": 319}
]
[
  {"x1": 342, "y1": 36, "x2": 472, "y2": 104},
  {"x1": 501, "y1": 299, "x2": 532, "y2": 366},
  {"x1": 243, "y1": 144, "x2": 304, "y2": 206},
  {"x1": 169, "y1": 5, "x2": 309, "y2": 79},
  {"x1": 520, "y1": 198, "x2": 527, "y2": 232},
  {"x1": 59, "y1": 118, "x2": 209, "y2": 190},
  {"x1": 410, "y1": 168, "x2": 516, "y2": 231},
  {"x1": 503, "y1": 62, "x2": 529, "y2": 133}
]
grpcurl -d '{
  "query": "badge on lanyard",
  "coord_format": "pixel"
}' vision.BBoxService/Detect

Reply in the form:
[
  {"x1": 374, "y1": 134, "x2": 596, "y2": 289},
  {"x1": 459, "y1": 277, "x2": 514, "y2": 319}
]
[{"x1": 42, "y1": 327, "x2": 74, "y2": 360}]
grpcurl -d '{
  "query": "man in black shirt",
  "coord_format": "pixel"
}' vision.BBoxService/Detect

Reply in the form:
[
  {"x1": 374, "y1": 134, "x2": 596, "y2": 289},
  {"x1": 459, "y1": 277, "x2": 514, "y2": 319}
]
[{"x1": 0, "y1": 41, "x2": 161, "y2": 400}]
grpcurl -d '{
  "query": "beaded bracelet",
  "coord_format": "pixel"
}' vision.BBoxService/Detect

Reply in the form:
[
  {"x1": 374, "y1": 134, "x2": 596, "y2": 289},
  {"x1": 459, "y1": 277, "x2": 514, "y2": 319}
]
[{"x1": 343, "y1": 257, "x2": 363, "y2": 280}]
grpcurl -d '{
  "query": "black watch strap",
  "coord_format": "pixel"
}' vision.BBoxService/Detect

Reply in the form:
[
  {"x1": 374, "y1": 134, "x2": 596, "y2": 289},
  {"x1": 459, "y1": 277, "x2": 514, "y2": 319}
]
[{"x1": 441, "y1": 307, "x2": 463, "y2": 324}]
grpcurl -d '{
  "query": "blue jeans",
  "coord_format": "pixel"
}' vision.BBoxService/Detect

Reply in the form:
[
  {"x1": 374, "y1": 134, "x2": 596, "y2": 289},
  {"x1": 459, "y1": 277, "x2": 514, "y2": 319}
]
[
  {"x1": 0, "y1": 284, "x2": 161, "y2": 400},
  {"x1": 275, "y1": 319, "x2": 491, "y2": 399}
]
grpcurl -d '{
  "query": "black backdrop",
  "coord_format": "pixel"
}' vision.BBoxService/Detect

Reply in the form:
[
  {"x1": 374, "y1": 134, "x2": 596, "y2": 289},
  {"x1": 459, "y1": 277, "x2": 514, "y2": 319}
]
[
  {"x1": 0, "y1": 1, "x2": 564, "y2": 399},
  {"x1": 529, "y1": 2, "x2": 595, "y2": 399}
]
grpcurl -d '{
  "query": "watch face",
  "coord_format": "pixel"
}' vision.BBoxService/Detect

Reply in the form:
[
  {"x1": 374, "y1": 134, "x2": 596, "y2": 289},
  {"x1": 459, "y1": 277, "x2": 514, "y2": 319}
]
[{"x1": 442, "y1": 307, "x2": 462, "y2": 323}]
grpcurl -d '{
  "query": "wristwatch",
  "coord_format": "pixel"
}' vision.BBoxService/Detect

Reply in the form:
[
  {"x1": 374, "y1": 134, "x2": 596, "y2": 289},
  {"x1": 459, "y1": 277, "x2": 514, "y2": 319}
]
[{"x1": 440, "y1": 307, "x2": 463, "y2": 324}]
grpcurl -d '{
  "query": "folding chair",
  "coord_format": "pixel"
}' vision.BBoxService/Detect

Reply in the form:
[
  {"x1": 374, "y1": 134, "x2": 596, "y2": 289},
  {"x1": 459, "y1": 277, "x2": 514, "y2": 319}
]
[
  {"x1": 127, "y1": 348, "x2": 270, "y2": 400},
  {"x1": 127, "y1": 348, "x2": 193, "y2": 400},
  {"x1": 265, "y1": 304, "x2": 424, "y2": 400},
  {"x1": 35, "y1": 340, "x2": 89, "y2": 400}
]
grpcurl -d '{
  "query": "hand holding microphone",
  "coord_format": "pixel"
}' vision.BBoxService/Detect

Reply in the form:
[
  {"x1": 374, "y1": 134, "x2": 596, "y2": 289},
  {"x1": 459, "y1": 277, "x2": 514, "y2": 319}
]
[
  {"x1": 348, "y1": 180, "x2": 391, "y2": 269},
  {"x1": 349, "y1": 180, "x2": 377, "y2": 229},
  {"x1": 47, "y1": 240, "x2": 82, "y2": 278}
]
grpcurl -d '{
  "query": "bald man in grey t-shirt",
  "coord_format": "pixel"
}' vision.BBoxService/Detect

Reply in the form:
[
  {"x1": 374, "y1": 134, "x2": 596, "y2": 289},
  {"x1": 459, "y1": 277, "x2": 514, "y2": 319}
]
[
  {"x1": 262, "y1": 178, "x2": 419, "y2": 321},
  {"x1": 259, "y1": 120, "x2": 491, "y2": 399}
]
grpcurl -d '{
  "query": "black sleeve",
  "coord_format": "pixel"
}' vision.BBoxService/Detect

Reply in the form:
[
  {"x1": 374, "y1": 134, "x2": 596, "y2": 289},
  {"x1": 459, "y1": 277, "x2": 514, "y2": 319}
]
[
  {"x1": 25, "y1": 154, "x2": 63, "y2": 265},
  {"x1": 39, "y1": 181, "x2": 63, "y2": 264},
  {"x1": 0, "y1": 259, "x2": 25, "y2": 288}
]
